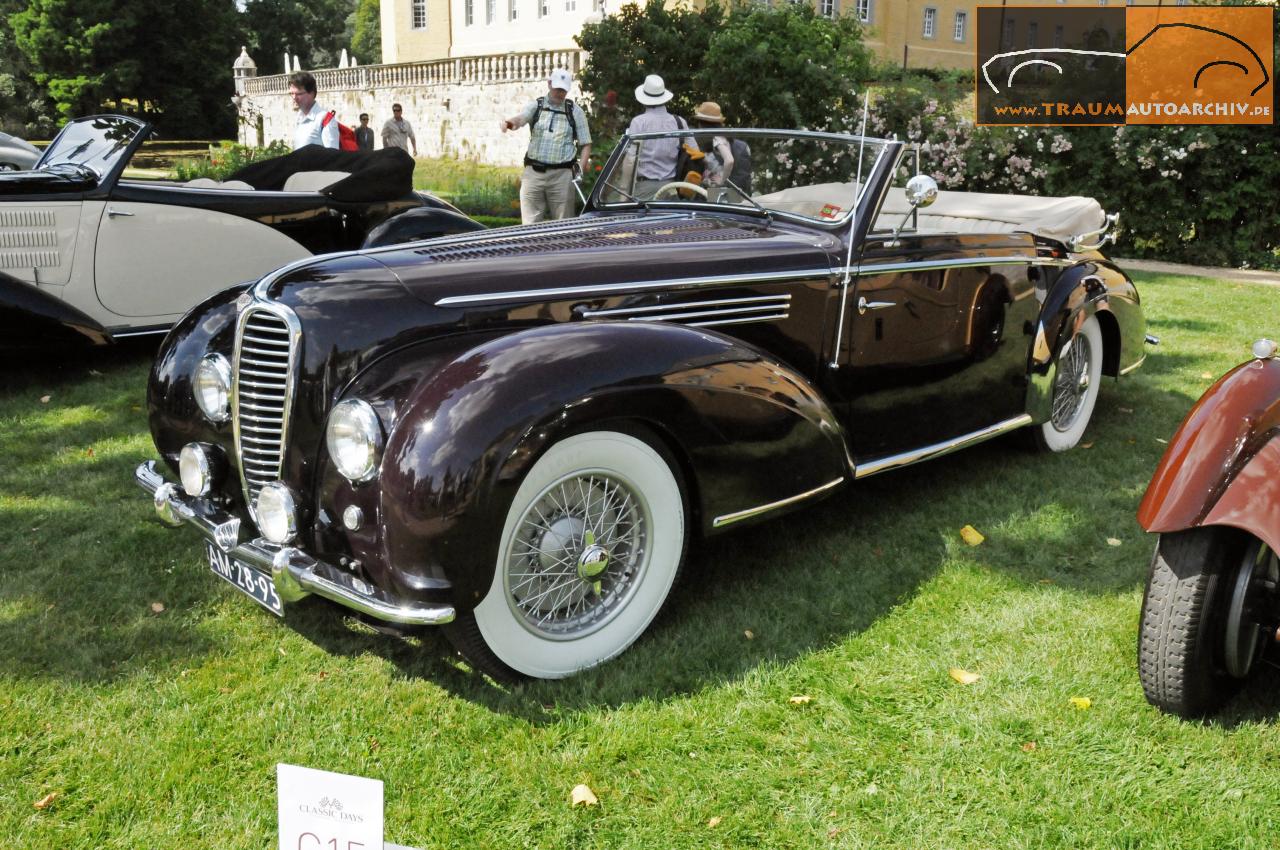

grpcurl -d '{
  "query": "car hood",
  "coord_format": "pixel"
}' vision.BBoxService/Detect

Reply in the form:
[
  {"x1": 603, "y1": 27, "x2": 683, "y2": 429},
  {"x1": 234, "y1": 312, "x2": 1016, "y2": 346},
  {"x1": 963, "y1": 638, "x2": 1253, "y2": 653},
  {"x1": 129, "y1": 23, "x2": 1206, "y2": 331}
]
[{"x1": 368, "y1": 212, "x2": 840, "y2": 308}]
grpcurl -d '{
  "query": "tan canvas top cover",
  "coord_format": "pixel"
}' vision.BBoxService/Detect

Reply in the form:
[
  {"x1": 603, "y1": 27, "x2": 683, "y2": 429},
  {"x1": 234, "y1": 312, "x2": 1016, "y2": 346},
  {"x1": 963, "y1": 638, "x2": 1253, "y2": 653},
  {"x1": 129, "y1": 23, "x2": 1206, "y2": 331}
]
[{"x1": 877, "y1": 187, "x2": 1106, "y2": 243}]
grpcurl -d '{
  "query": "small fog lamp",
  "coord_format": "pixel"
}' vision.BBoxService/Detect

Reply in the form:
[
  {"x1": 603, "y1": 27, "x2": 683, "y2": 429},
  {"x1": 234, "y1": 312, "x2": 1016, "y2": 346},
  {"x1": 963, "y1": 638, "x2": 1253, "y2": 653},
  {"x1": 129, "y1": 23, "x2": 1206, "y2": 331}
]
[
  {"x1": 256, "y1": 482, "x2": 298, "y2": 544},
  {"x1": 179, "y1": 443, "x2": 214, "y2": 497}
]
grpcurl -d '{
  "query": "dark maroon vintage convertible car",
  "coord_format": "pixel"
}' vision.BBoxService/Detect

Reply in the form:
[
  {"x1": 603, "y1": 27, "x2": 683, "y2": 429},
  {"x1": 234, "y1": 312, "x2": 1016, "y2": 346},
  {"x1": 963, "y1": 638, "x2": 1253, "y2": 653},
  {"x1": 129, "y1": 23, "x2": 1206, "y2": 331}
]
[{"x1": 135, "y1": 129, "x2": 1148, "y2": 681}]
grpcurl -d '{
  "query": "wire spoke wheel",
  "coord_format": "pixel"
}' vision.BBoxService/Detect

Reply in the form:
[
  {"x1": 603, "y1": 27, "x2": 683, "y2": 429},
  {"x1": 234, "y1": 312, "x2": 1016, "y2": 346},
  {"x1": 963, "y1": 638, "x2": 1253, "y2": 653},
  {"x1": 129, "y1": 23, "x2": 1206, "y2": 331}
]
[
  {"x1": 1035, "y1": 314, "x2": 1103, "y2": 453},
  {"x1": 506, "y1": 471, "x2": 648, "y2": 639},
  {"x1": 1051, "y1": 331, "x2": 1092, "y2": 431}
]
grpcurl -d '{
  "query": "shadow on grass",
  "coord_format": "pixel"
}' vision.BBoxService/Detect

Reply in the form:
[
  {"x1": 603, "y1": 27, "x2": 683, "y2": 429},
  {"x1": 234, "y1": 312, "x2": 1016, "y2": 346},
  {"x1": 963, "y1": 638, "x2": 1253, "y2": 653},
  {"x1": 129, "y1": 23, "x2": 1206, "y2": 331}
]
[{"x1": 0, "y1": 337, "x2": 160, "y2": 394}]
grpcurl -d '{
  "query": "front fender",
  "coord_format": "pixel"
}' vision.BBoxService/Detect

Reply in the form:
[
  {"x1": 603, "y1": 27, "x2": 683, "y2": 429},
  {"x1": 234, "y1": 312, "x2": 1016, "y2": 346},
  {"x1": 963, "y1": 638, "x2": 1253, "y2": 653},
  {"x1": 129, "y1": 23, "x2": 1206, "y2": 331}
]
[
  {"x1": 369, "y1": 322, "x2": 850, "y2": 608},
  {"x1": 0, "y1": 271, "x2": 109, "y2": 349},
  {"x1": 1137, "y1": 356, "x2": 1280, "y2": 556}
]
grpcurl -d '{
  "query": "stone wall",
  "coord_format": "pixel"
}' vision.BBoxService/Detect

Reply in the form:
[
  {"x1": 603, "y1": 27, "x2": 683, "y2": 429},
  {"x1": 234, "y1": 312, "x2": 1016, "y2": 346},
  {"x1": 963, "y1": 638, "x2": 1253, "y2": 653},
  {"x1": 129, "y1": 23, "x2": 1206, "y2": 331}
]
[{"x1": 238, "y1": 50, "x2": 587, "y2": 166}]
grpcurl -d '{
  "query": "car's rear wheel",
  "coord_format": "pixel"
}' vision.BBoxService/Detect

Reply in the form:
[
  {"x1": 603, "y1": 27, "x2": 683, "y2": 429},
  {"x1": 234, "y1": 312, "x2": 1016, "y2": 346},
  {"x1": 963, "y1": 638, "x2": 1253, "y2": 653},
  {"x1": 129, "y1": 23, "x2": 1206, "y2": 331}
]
[
  {"x1": 444, "y1": 430, "x2": 687, "y2": 681},
  {"x1": 1034, "y1": 313, "x2": 1102, "y2": 452},
  {"x1": 1137, "y1": 527, "x2": 1278, "y2": 717}
]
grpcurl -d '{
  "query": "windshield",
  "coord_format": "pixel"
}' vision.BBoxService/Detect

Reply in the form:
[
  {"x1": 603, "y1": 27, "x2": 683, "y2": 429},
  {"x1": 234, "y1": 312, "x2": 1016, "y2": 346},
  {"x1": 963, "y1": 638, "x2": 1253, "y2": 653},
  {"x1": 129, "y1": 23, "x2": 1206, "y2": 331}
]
[
  {"x1": 593, "y1": 129, "x2": 891, "y2": 224},
  {"x1": 39, "y1": 116, "x2": 146, "y2": 179}
]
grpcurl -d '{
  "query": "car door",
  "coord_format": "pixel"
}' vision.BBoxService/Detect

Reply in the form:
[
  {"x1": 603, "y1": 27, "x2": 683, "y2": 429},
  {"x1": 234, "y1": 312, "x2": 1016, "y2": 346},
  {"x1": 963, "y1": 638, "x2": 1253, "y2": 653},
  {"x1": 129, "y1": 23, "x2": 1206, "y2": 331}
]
[
  {"x1": 92, "y1": 190, "x2": 311, "y2": 323},
  {"x1": 837, "y1": 231, "x2": 1038, "y2": 462}
]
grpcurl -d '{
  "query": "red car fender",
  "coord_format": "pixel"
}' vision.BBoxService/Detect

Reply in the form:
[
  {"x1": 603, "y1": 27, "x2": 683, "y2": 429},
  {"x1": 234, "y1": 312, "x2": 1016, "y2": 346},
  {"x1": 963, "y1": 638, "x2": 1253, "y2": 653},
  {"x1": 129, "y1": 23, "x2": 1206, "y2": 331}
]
[{"x1": 1137, "y1": 356, "x2": 1280, "y2": 554}]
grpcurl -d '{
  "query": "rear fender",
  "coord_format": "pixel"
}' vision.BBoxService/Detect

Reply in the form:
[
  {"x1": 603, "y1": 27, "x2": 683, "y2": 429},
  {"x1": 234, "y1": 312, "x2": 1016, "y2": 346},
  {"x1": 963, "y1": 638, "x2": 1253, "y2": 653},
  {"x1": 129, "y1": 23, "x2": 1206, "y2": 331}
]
[
  {"x1": 1137, "y1": 356, "x2": 1280, "y2": 556},
  {"x1": 370, "y1": 321, "x2": 850, "y2": 608},
  {"x1": 1025, "y1": 260, "x2": 1143, "y2": 423}
]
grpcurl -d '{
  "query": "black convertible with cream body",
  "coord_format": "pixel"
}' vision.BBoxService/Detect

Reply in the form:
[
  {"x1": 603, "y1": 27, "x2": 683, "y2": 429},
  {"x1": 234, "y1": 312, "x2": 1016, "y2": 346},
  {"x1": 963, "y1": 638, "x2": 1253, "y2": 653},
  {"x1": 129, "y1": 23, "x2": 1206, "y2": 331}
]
[{"x1": 0, "y1": 115, "x2": 480, "y2": 350}]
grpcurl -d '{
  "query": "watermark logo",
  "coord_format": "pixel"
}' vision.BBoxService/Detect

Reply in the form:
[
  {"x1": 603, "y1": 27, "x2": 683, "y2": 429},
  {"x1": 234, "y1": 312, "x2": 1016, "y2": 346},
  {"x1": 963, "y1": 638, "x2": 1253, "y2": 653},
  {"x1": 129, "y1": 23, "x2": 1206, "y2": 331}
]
[{"x1": 977, "y1": 6, "x2": 1273, "y2": 126}]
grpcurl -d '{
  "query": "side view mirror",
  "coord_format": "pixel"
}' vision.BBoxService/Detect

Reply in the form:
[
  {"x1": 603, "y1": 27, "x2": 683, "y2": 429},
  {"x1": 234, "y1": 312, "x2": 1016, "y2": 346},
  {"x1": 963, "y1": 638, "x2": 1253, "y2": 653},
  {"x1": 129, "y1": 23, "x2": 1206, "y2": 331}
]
[{"x1": 889, "y1": 174, "x2": 939, "y2": 246}]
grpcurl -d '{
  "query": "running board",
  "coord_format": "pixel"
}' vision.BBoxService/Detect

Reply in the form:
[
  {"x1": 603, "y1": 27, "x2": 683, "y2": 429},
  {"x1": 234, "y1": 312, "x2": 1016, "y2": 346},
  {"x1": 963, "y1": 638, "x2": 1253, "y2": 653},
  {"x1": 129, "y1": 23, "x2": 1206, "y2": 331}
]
[{"x1": 854, "y1": 414, "x2": 1033, "y2": 479}]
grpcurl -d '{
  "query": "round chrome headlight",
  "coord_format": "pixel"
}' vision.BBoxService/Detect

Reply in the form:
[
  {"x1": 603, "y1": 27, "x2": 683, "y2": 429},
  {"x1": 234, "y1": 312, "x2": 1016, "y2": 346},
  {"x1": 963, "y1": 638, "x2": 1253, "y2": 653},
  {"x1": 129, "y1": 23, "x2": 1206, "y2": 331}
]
[
  {"x1": 179, "y1": 443, "x2": 213, "y2": 497},
  {"x1": 255, "y1": 482, "x2": 298, "y2": 544},
  {"x1": 193, "y1": 354, "x2": 233, "y2": 423},
  {"x1": 326, "y1": 399, "x2": 383, "y2": 483}
]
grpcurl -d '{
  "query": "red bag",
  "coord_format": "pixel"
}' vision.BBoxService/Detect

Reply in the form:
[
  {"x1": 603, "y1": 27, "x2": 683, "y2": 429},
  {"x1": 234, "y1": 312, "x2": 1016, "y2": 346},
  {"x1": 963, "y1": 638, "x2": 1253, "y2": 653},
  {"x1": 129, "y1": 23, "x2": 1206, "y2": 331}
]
[{"x1": 321, "y1": 111, "x2": 359, "y2": 151}]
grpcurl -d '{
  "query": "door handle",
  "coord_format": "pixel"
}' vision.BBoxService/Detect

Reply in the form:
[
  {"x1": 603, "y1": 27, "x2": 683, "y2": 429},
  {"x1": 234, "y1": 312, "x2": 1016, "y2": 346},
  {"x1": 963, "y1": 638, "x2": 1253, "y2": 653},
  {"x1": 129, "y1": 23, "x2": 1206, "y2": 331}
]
[
  {"x1": 107, "y1": 208, "x2": 134, "y2": 218},
  {"x1": 857, "y1": 296, "x2": 894, "y2": 315}
]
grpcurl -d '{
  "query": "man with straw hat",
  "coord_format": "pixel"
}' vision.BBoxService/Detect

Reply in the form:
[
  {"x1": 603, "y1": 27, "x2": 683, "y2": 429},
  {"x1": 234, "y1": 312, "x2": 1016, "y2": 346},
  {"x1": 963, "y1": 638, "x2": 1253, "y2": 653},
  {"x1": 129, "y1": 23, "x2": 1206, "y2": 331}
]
[{"x1": 627, "y1": 74, "x2": 698, "y2": 198}]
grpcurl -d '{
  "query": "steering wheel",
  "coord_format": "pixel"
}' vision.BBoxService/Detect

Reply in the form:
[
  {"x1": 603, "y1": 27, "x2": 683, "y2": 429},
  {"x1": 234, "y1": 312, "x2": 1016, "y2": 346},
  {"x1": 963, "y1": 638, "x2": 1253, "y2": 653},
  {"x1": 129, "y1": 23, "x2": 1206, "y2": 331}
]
[{"x1": 653, "y1": 181, "x2": 708, "y2": 200}]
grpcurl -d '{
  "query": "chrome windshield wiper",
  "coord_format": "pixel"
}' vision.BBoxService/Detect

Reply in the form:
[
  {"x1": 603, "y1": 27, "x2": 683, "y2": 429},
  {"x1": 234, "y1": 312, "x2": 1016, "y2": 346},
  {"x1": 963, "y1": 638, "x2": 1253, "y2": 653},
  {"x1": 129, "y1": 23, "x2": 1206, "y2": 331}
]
[{"x1": 722, "y1": 177, "x2": 772, "y2": 223}]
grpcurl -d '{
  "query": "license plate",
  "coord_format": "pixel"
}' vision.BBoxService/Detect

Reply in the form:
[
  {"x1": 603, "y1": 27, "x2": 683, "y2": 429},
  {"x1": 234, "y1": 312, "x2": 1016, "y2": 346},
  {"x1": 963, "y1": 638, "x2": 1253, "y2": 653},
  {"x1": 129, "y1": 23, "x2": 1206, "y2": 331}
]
[{"x1": 205, "y1": 541, "x2": 284, "y2": 616}]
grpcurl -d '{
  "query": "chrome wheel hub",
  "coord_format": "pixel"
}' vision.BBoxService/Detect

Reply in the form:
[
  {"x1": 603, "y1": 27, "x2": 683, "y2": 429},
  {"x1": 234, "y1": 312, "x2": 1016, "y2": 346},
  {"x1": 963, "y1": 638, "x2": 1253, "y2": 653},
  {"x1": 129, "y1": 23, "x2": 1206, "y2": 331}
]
[{"x1": 505, "y1": 472, "x2": 647, "y2": 639}]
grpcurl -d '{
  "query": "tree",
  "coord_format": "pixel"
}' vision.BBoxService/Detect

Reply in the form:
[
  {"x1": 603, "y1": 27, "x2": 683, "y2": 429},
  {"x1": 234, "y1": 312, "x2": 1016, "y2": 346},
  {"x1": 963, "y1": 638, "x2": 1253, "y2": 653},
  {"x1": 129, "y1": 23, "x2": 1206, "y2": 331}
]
[
  {"x1": 700, "y1": 3, "x2": 872, "y2": 131},
  {"x1": 10, "y1": 0, "x2": 241, "y2": 137},
  {"x1": 242, "y1": 0, "x2": 359, "y2": 76},
  {"x1": 0, "y1": 0, "x2": 57, "y2": 136},
  {"x1": 351, "y1": 0, "x2": 382, "y2": 66}
]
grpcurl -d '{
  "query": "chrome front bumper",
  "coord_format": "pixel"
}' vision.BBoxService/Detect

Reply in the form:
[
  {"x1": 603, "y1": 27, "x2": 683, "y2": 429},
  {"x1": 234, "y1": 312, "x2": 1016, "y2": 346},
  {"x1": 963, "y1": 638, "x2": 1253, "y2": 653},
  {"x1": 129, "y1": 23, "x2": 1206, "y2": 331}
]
[{"x1": 134, "y1": 460, "x2": 455, "y2": 626}]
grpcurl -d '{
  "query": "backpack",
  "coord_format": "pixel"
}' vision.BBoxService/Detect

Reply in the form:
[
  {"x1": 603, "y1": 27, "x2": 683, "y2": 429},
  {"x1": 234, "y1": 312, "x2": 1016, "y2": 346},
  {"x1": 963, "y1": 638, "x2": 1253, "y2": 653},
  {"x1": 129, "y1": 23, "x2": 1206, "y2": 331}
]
[
  {"x1": 321, "y1": 111, "x2": 359, "y2": 152},
  {"x1": 530, "y1": 97, "x2": 580, "y2": 142}
]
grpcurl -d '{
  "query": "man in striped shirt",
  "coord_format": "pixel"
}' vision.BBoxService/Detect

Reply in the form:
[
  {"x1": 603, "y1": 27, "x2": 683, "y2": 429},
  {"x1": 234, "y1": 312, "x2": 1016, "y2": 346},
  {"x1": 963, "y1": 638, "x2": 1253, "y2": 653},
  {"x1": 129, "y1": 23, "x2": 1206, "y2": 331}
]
[{"x1": 501, "y1": 68, "x2": 593, "y2": 224}]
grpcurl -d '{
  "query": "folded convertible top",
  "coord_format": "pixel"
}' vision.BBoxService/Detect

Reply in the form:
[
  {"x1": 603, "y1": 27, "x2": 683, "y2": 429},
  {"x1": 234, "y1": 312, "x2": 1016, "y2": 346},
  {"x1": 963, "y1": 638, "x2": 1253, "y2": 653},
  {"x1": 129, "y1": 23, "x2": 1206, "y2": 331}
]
[{"x1": 228, "y1": 145, "x2": 416, "y2": 203}]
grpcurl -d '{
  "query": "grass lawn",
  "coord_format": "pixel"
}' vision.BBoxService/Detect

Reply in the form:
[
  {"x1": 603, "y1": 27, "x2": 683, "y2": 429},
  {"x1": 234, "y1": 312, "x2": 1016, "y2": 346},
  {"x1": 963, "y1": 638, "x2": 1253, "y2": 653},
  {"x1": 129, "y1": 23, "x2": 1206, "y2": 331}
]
[{"x1": 2, "y1": 272, "x2": 1278, "y2": 848}]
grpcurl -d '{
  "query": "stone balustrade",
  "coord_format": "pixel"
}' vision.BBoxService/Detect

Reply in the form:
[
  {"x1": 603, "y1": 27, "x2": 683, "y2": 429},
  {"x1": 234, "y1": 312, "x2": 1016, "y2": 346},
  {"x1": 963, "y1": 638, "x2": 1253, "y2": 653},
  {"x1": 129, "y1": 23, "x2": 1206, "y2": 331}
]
[{"x1": 239, "y1": 50, "x2": 589, "y2": 166}]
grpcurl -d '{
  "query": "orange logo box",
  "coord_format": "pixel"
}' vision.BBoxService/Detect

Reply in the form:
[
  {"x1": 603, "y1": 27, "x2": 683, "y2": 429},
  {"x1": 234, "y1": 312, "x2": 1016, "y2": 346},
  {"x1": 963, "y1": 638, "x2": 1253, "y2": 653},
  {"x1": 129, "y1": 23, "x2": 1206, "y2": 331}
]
[{"x1": 1126, "y1": 6, "x2": 1273, "y2": 125}]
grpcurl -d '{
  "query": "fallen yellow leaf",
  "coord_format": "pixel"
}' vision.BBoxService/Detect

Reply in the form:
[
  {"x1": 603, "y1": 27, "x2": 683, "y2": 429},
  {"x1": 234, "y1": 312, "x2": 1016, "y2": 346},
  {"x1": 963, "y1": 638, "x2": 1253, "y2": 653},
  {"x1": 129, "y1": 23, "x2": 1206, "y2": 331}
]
[
  {"x1": 40, "y1": 395, "x2": 51, "y2": 404},
  {"x1": 788, "y1": 694, "x2": 812, "y2": 705},
  {"x1": 570, "y1": 784, "x2": 598, "y2": 807},
  {"x1": 34, "y1": 792, "x2": 58, "y2": 810},
  {"x1": 1069, "y1": 696, "x2": 1092, "y2": 710},
  {"x1": 743, "y1": 629, "x2": 755, "y2": 640},
  {"x1": 960, "y1": 525, "x2": 985, "y2": 546},
  {"x1": 150, "y1": 601, "x2": 165, "y2": 613},
  {"x1": 1021, "y1": 741, "x2": 1037, "y2": 752},
  {"x1": 1200, "y1": 372, "x2": 1214, "y2": 379},
  {"x1": 707, "y1": 816, "x2": 722, "y2": 828},
  {"x1": 1106, "y1": 537, "x2": 1122, "y2": 547},
  {"x1": 1081, "y1": 441, "x2": 1095, "y2": 449},
  {"x1": 949, "y1": 668, "x2": 980, "y2": 685}
]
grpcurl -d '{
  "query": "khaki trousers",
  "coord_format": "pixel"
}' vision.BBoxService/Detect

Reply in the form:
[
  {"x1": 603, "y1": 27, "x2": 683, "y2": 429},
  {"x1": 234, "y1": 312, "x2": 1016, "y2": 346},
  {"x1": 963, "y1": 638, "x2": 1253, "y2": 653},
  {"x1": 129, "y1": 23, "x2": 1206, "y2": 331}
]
[{"x1": 520, "y1": 166, "x2": 576, "y2": 224}]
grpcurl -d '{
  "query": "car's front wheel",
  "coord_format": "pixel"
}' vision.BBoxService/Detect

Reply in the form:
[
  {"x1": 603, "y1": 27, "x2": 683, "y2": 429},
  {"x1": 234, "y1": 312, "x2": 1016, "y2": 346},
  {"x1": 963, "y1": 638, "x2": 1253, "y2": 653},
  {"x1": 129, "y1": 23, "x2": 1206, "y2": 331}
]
[
  {"x1": 1137, "y1": 527, "x2": 1279, "y2": 717},
  {"x1": 445, "y1": 430, "x2": 687, "y2": 681},
  {"x1": 1034, "y1": 313, "x2": 1103, "y2": 452}
]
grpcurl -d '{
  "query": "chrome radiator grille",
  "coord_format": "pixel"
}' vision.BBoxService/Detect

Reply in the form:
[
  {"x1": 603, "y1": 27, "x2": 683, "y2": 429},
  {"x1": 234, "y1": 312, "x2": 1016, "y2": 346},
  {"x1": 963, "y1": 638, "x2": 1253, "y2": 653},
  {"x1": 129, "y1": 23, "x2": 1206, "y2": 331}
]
[{"x1": 233, "y1": 305, "x2": 299, "y2": 510}]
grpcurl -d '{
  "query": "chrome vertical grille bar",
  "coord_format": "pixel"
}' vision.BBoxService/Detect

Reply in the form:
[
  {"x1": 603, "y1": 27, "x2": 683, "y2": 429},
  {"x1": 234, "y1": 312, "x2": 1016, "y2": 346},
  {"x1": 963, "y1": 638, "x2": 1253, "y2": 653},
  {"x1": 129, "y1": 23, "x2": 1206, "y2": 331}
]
[{"x1": 232, "y1": 303, "x2": 301, "y2": 516}]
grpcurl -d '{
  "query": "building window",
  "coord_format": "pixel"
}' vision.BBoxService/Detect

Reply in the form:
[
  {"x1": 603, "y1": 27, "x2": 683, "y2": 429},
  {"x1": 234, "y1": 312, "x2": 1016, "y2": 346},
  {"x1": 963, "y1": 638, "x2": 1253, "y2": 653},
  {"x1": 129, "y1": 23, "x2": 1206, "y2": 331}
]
[
  {"x1": 922, "y1": 7, "x2": 935, "y2": 38},
  {"x1": 1027, "y1": 21, "x2": 1037, "y2": 48},
  {"x1": 1002, "y1": 18, "x2": 1014, "y2": 49},
  {"x1": 509, "y1": 0, "x2": 518, "y2": 19},
  {"x1": 486, "y1": 0, "x2": 495, "y2": 23},
  {"x1": 1053, "y1": 25, "x2": 1064, "y2": 48},
  {"x1": 592, "y1": 0, "x2": 602, "y2": 10},
  {"x1": 463, "y1": 0, "x2": 473, "y2": 24},
  {"x1": 855, "y1": 0, "x2": 871, "y2": 24},
  {"x1": 820, "y1": 0, "x2": 837, "y2": 17},
  {"x1": 411, "y1": 0, "x2": 428, "y2": 28},
  {"x1": 953, "y1": 11, "x2": 965, "y2": 41},
  {"x1": 565, "y1": 0, "x2": 575, "y2": 10},
  {"x1": 538, "y1": 0, "x2": 548, "y2": 15}
]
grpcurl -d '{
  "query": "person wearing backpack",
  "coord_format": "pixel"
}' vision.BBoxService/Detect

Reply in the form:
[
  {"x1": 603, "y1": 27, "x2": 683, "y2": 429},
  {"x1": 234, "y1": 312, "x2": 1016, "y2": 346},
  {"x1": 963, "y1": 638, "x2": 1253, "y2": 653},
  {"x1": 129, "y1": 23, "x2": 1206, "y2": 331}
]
[
  {"x1": 501, "y1": 68, "x2": 593, "y2": 224},
  {"x1": 288, "y1": 71, "x2": 339, "y2": 150}
]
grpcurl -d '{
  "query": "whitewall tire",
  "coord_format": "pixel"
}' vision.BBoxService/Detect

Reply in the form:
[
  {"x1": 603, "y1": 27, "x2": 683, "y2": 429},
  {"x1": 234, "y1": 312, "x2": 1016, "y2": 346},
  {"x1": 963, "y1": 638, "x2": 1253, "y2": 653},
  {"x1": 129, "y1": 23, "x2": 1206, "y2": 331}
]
[
  {"x1": 448, "y1": 430, "x2": 686, "y2": 680},
  {"x1": 1035, "y1": 314, "x2": 1103, "y2": 452}
]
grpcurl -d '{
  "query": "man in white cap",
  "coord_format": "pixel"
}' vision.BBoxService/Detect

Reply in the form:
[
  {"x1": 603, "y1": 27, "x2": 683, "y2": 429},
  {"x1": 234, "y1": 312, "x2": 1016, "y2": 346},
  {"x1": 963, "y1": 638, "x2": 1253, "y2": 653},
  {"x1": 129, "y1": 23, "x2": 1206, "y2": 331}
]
[
  {"x1": 500, "y1": 67, "x2": 592, "y2": 224},
  {"x1": 627, "y1": 74, "x2": 698, "y2": 198}
]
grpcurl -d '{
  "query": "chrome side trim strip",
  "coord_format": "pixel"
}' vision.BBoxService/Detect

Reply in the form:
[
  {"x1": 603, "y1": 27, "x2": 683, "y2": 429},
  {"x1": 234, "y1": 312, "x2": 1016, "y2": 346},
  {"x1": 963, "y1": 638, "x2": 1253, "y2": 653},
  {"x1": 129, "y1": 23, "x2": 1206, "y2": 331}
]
[
  {"x1": 688, "y1": 312, "x2": 790, "y2": 328},
  {"x1": 580, "y1": 293, "x2": 788, "y2": 318},
  {"x1": 435, "y1": 268, "x2": 829, "y2": 307},
  {"x1": 853, "y1": 413, "x2": 1034, "y2": 479},
  {"x1": 1120, "y1": 353, "x2": 1147, "y2": 376},
  {"x1": 109, "y1": 327, "x2": 171, "y2": 339},
  {"x1": 712, "y1": 477, "x2": 844, "y2": 528},
  {"x1": 851, "y1": 255, "x2": 1039, "y2": 276},
  {"x1": 631, "y1": 304, "x2": 789, "y2": 323}
]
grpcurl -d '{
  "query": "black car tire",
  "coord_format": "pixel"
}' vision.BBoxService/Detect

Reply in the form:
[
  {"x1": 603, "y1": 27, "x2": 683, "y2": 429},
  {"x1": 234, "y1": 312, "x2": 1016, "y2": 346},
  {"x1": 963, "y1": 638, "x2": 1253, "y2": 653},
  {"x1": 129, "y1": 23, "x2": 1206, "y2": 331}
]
[
  {"x1": 1137, "y1": 526, "x2": 1269, "y2": 718},
  {"x1": 445, "y1": 430, "x2": 687, "y2": 681},
  {"x1": 1034, "y1": 313, "x2": 1103, "y2": 452}
]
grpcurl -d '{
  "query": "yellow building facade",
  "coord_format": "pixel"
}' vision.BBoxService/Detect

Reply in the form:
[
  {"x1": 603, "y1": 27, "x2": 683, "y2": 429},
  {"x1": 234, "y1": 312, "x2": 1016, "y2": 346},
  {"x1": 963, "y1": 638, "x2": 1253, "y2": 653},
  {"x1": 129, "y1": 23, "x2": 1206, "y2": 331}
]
[{"x1": 380, "y1": 0, "x2": 454, "y2": 63}]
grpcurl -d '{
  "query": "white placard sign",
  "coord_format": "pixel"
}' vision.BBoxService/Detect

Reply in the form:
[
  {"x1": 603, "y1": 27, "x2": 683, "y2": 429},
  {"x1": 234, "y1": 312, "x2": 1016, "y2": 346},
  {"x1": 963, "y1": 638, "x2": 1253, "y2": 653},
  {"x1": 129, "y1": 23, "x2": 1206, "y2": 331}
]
[{"x1": 278, "y1": 763, "x2": 384, "y2": 850}]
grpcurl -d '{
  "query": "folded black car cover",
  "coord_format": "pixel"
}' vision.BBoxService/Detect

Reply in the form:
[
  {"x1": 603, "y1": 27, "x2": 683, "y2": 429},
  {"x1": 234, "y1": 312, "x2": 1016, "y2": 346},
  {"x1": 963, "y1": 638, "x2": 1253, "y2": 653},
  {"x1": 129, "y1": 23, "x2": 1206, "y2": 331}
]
[{"x1": 228, "y1": 145, "x2": 416, "y2": 203}]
